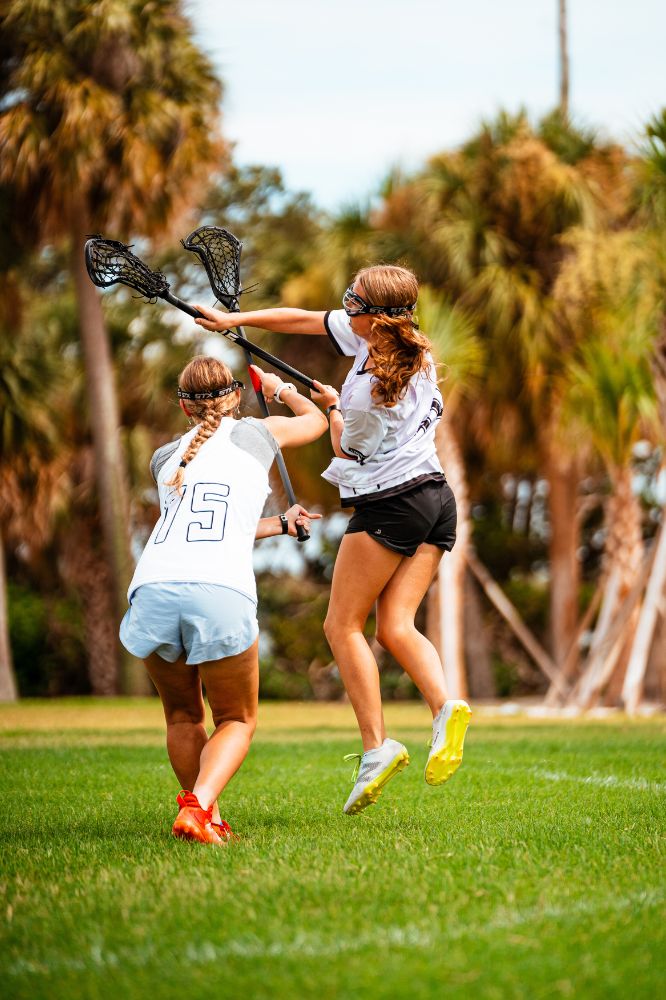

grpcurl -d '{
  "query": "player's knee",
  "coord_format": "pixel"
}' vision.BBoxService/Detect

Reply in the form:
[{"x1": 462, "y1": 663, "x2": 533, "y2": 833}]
[
  {"x1": 241, "y1": 713, "x2": 257, "y2": 740},
  {"x1": 164, "y1": 702, "x2": 205, "y2": 727},
  {"x1": 324, "y1": 614, "x2": 364, "y2": 646},
  {"x1": 210, "y1": 706, "x2": 256, "y2": 739},
  {"x1": 323, "y1": 614, "x2": 338, "y2": 645},
  {"x1": 376, "y1": 620, "x2": 411, "y2": 652}
]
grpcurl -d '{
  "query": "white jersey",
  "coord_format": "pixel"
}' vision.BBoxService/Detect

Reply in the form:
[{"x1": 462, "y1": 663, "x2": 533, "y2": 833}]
[
  {"x1": 128, "y1": 417, "x2": 271, "y2": 603},
  {"x1": 322, "y1": 309, "x2": 444, "y2": 504}
]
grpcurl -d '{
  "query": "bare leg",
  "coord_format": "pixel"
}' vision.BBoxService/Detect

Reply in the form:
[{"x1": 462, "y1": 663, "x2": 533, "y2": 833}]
[
  {"x1": 324, "y1": 532, "x2": 403, "y2": 751},
  {"x1": 375, "y1": 542, "x2": 448, "y2": 716},
  {"x1": 192, "y1": 638, "x2": 259, "y2": 811},
  {"x1": 144, "y1": 641, "x2": 258, "y2": 819},
  {"x1": 143, "y1": 652, "x2": 207, "y2": 789}
]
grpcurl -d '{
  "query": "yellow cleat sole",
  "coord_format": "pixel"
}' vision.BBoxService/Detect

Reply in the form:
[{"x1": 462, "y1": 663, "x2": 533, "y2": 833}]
[
  {"x1": 344, "y1": 750, "x2": 410, "y2": 815},
  {"x1": 425, "y1": 701, "x2": 472, "y2": 786}
]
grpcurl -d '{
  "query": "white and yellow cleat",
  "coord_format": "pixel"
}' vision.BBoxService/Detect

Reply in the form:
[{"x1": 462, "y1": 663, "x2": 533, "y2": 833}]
[
  {"x1": 425, "y1": 700, "x2": 471, "y2": 786},
  {"x1": 343, "y1": 738, "x2": 410, "y2": 815}
]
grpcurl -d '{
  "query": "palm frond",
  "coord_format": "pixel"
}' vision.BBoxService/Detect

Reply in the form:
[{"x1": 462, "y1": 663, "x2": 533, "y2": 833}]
[{"x1": 417, "y1": 286, "x2": 484, "y2": 410}]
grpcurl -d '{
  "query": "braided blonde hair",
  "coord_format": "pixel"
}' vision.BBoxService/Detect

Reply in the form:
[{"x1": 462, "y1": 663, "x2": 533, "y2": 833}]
[
  {"x1": 355, "y1": 265, "x2": 433, "y2": 407},
  {"x1": 166, "y1": 356, "x2": 240, "y2": 495}
]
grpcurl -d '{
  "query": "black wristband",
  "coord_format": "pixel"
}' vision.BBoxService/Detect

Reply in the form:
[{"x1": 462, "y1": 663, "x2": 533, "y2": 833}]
[
  {"x1": 279, "y1": 514, "x2": 289, "y2": 534},
  {"x1": 326, "y1": 403, "x2": 341, "y2": 416}
]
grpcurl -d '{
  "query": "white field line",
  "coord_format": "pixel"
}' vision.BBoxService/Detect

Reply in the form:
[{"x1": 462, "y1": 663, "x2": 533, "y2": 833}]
[
  {"x1": 7, "y1": 889, "x2": 663, "y2": 976},
  {"x1": 528, "y1": 768, "x2": 666, "y2": 793}
]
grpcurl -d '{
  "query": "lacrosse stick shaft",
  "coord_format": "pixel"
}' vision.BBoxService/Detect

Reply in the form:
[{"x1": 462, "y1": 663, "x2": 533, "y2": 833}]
[
  {"x1": 238, "y1": 335, "x2": 309, "y2": 543},
  {"x1": 162, "y1": 292, "x2": 316, "y2": 391}
]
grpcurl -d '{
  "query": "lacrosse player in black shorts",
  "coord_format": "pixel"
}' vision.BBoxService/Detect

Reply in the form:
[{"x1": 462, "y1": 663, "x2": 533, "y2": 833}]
[{"x1": 194, "y1": 265, "x2": 471, "y2": 815}]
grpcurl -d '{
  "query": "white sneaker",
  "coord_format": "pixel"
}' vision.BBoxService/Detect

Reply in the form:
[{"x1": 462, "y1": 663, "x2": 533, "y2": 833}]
[
  {"x1": 425, "y1": 700, "x2": 471, "y2": 786},
  {"x1": 342, "y1": 738, "x2": 410, "y2": 815}
]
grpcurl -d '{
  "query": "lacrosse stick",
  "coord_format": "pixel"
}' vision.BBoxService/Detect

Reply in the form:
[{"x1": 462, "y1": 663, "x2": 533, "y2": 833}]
[
  {"x1": 84, "y1": 236, "x2": 316, "y2": 391},
  {"x1": 181, "y1": 226, "x2": 316, "y2": 543},
  {"x1": 84, "y1": 235, "x2": 312, "y2": 542}
]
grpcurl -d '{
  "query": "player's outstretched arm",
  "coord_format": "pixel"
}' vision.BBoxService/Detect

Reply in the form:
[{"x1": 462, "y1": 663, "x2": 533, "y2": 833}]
[{"x1": 193, "y1": 304, "x2": 327, "y2": 335}]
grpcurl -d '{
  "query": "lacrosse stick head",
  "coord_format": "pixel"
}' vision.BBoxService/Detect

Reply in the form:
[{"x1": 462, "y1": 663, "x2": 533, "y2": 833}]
[
  {"x1": 181, "y1": 226, "x2": 243, "y2": 311},
  {"x1": 84, "y1": 236, "x2": 170, "y2": 301}
]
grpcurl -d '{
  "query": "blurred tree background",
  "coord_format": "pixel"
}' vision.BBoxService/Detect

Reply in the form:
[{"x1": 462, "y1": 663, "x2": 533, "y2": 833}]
[{"x1": 0, "y1": 2, "x2": 664, "y2": 711}]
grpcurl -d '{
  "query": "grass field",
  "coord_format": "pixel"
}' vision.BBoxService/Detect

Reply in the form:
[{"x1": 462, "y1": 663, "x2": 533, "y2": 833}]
[{"x1": 1, "y1": 700, "x2": 665, "y2": 1000}]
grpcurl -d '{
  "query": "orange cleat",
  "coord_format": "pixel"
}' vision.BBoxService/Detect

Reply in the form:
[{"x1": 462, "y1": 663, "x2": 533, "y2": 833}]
[
  {"x1": 212, "y1": 819, "x2": 239, "y2": 843},
  {"x1": 172, "y1": 791, "x2": 223, "y2": 845}
]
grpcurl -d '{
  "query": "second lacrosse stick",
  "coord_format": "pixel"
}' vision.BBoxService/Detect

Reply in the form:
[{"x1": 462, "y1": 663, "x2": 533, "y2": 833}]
[{"x1": 181, "y1": 226, "x2": 317, "y2": 542}]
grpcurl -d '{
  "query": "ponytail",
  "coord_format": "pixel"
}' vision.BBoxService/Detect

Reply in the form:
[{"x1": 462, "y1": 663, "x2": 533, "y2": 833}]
[
  {"x1": 368, "y1": 315, "x2": 433, "y2": 406},
  {"x1": 165, "y1": 356, "x2": 241, "y2": 495}
]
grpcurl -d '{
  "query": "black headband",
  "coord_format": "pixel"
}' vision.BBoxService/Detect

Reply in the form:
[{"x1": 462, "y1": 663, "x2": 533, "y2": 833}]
[{"x1": 177, "y1": 380, "x2": 244, "y2": 401}]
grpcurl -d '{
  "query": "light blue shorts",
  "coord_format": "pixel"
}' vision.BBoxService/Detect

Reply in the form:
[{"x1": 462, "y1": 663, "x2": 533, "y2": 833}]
[{"x1": 119, "y1": 583, "x2": 258, "y2": 665}]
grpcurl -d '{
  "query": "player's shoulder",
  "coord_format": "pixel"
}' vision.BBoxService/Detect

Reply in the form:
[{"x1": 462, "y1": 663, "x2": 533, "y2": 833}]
[
  {"x1": 150, "y1": 438, "x2": 180, "y2": 483},
  {"x1": 231, "y1": 417, "x2": 279, "y2": 469}
]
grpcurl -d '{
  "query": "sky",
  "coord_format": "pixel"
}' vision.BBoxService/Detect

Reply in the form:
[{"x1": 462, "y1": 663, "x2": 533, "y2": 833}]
[{"x1": 188, "y1": 0, "x2": 665, "y2": 211}]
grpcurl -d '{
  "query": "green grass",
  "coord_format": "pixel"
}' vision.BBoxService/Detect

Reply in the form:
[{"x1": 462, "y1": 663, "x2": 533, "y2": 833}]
[{"x1": 1, "y1": 701, "x2": 665, "y2": 999}]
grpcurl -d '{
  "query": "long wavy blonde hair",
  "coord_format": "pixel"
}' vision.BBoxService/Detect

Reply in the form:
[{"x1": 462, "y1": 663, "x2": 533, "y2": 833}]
[
  {"x1": 356, "y1": 265, "x2": 432, "y2": 406},
  {"x1": 165, "y1": 356, "x2": 240, "y2": 495}
]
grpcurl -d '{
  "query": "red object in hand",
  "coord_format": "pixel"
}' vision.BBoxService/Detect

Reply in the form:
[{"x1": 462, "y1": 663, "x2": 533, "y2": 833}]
[{"x1": 248, "y1": 367, "x2": 262, "y2": 392}]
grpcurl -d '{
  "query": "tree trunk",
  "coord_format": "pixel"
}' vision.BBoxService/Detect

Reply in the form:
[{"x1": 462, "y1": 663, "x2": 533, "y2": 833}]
[
  {"x1": 601, "y1": 465, "x2": 645, "y2": 702},
  {"x1": 558, "y1": 0, "x2": 570, "y2": 117},
  {"x1": 571, "y1": 467, "x2": 646, "y2": 708},
  {"x1": 571, "y1": 555, "x2": 651, "y2": 709},
  {"x1": 60, "y1": 521, "x2": 121, "y2": 695},
  {"x1": 644, "y1": 607, "x2": 666, "y2": 702},
  {"x1": 69, "y1": 216, "x2": 148, "y2": 695},
  {"x1": 622, "y1": 520, "x2": 666, "y2": 714},
  {"x1": 464, "y1": 570, "x2": 496, "y2": 698},
  {"x1": 545, "y1": 447, "x2": 580, "y2": 670},
  {"x1": 545, "y1": 583, "x2": 603, "y2": 705},
  {"x1": 434, "y1": 416, "x2": 468, "y2": 699},
  {"x1": 586, "y1": 567, "x2": 621, "y2": 666},
  {"x1": 467, "y1": 551, "x2": 566, "y2": 696},
  {"x1": 0, "y1": 531, "x2": 18, "y2": 701}
]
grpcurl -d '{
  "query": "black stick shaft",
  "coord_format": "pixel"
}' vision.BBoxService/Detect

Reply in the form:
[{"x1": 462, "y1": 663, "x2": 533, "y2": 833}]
[
  {"x1": 162, "y1": 291, "x2": 316, "y2": 391},
  {"x1": 237, "y1": 331, "x2": 309, "y2": 544}
]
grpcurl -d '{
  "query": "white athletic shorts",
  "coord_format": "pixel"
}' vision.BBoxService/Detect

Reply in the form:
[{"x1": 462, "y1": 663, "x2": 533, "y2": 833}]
[{"x1": 119, "y1": 582, "x2": 258, "y2": 664}]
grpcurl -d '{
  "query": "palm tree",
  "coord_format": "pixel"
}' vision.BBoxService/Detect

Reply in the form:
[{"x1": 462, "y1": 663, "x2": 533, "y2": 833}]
[
  {"x1": 558, "y1": 1, "x2": 569, "y2": 118},
  {"x1": 0, "y1": 0, "x2": 224, "y2": 691},
  {"x1": 374, "y1": 113, "x2": 631, "y2": 671},
  {"x1": 621, "y1": 111, "x2": 666, "y2": 711},
  {"x1": 0, "y1": 302, "x2": 71, "y2": 699},
  {"x1": 564, "y1": 324, "x2": 660, "y2": 706},
  {"x1": 553, "y1": 229, "x2": 662, "y2": 706}
]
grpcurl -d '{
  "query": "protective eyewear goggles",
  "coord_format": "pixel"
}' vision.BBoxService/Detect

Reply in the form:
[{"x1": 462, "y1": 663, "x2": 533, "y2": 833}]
[
  {"x1": 177, "y1": 380, "x2": 244, "y2": 401},
  {"x1": 342, "y1": 286, "x2": 416, "y2": 317}
]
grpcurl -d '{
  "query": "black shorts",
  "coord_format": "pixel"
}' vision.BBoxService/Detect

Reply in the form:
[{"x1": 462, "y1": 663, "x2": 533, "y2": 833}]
[{"x1": 345, "y1": 479, "x2": 457, "y2": 557}]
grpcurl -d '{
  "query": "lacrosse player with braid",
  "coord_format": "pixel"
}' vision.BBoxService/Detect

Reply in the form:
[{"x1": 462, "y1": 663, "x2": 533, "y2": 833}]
[
  {"x1": 194, "y1": 264, "x2": 471, "y2": 817},
  {"x1": 120, "y1": 355, "x2": 326, "y2": 844}
]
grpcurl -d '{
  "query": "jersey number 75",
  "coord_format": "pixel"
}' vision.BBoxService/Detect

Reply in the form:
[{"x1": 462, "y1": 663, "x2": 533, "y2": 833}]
[{"x1": 154, "y1": 483, "x2": 229, "y2": 544}]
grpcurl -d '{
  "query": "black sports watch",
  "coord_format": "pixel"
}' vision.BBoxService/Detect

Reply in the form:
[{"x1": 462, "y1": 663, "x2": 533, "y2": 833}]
[
  {"x1": 326, "y1": 403, "x2": 341, "y2": 416},
  {"x1": 279, "y1": 514, "x2": 289, "y2": 534}
]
